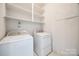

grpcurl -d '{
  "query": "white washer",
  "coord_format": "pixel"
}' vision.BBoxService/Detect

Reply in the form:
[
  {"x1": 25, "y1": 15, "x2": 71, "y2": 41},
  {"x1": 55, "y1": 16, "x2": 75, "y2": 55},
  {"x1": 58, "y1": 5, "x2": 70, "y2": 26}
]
[
  {"x1": 0, "y1": 31, "x2": 33, "y2": 56},
  {"x1": 34, "y1": 32, "x2": 51, "y2": 56}
]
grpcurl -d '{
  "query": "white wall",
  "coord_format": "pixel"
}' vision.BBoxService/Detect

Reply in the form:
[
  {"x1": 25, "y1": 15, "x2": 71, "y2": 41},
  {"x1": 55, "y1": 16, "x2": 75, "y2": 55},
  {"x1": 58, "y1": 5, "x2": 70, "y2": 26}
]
[
  {"x1": 0, "y1": 4, "x2": 6, "y2": 40},
  {"x1": 44, "y1": 3, "x2": 79, "y2": 55},
  {"x1": 5, "y1": 19, "x2": 43, "y2": 35},
  {"x1": 0, "y1": 18, "x2": 6, "y2": 40},
  {"x1": 5, "y1": 3, "x2": 43, "y2": 35},
  {"x1": 0, "y1": 3, "x2": 6, "y2": 17}
]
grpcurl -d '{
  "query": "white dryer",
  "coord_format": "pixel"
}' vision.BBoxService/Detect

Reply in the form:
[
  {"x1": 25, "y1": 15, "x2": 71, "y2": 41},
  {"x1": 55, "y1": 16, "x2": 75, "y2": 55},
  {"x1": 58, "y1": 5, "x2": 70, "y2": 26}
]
[
  {"x1": 34, "y1": 32, "x2": 51, "y2": 56},
  {"x1": 0, "y1": 30, "x2": 33, "y2": 56}
]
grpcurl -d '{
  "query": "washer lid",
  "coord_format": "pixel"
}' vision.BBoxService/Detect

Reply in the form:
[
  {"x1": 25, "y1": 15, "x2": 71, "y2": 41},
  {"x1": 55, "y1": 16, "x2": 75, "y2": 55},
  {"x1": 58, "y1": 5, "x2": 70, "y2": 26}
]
[{"x1": 0, "y1": 35, "x2": 33, "y2": 44}]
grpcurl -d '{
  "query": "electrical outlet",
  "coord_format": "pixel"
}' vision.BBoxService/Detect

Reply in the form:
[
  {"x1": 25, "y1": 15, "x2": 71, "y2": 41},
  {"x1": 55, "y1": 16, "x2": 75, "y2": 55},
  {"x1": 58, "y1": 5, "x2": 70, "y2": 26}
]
[{"x1": 17, "y1": 21, "x2": 21, "y2": 28}]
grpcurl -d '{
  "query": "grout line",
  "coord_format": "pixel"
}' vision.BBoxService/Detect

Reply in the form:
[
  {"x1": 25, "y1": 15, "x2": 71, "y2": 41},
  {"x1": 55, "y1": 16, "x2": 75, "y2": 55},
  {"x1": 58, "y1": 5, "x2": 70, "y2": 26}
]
[
  {"x1": 34, "y1": 51, "x2": 39, "y2": 56},
  {"x1": 47, "y1": 51, "x2": 53, "y2": 56}
]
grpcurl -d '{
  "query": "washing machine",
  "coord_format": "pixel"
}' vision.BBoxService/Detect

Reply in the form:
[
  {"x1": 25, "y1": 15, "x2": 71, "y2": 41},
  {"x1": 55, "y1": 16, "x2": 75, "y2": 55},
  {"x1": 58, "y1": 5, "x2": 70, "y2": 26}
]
[
  {"x1": 0, "y1": 30, "x2": 33, "y2": 56},
  {"x1": 34, "y1": 32, "x2": 51, "y2": 56}
]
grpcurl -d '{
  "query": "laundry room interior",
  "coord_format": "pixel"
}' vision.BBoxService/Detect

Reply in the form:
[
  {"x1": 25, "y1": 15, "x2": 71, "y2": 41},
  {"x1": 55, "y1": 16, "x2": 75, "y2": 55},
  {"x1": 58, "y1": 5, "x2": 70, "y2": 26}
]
[{"x1": 0, "y1": 3, "x2": 79, "y2": 56}]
